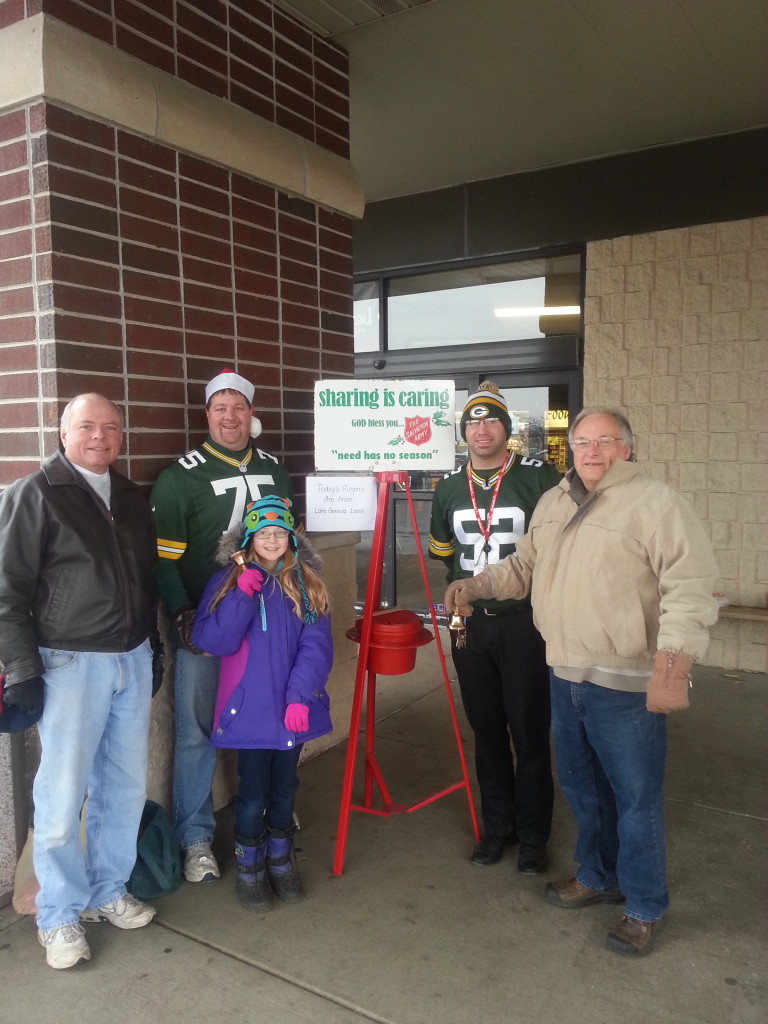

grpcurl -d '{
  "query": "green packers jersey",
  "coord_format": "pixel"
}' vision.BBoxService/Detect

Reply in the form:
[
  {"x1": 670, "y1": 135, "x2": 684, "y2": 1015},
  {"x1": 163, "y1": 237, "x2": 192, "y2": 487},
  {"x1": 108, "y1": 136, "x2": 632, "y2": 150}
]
[
  {"x1": 428, "y1": 453, "x2": 561, "y2": 610},
  {"x1": 151, "y1": 437, "x2": 293, "y2": 616}
]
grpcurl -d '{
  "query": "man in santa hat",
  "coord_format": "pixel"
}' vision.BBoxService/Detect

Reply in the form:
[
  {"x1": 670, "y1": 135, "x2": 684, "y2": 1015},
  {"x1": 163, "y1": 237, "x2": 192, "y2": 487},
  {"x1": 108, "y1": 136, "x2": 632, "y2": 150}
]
[{"x1": 151, "y1": 370, "x2": 293, "y2": 885}]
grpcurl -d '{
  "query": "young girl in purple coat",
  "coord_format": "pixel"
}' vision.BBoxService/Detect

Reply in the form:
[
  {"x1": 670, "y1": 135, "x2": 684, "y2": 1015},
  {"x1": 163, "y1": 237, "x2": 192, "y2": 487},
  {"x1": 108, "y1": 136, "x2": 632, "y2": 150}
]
[{"x1": 192, "y1": 495, "x2": 333, "y2": 911}]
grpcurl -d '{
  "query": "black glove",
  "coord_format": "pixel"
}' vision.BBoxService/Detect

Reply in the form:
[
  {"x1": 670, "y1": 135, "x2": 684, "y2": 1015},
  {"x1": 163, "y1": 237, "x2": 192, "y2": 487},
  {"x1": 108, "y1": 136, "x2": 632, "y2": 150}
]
[
  {"x1": 4, "y1": 676, "x2": 45, "y2": 717},
  {"x1": 173, "y1": 606, "x2": 204, "y2": 656},
  {"x1": 150, "y1": 631, "x2": 166, "y2": 697}
]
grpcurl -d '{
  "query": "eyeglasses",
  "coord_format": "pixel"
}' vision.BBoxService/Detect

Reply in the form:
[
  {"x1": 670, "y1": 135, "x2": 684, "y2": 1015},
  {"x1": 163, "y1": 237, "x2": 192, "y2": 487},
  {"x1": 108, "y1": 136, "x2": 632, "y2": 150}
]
[
  {"x1": 571, "y1": 436, "x2": 623, "y2": 451},
  {"x1": 465, "y1": 417, "x2": 500, "y2": 429},
  {"x1": 254, "y1": 530, "x2": 289, "y2": 542}
]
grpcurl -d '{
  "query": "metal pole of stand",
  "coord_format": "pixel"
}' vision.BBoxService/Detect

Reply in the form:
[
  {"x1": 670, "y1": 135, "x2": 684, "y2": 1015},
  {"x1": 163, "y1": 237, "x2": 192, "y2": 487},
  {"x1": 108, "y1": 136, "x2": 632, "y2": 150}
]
[{"x1": 331, "y1": 472, "x2": 395, "y2": 876}]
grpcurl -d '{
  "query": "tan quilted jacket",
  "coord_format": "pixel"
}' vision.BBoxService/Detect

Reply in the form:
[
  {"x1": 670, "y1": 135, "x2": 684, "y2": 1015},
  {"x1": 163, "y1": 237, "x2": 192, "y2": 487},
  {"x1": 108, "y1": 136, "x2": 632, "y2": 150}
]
[{"x1": 485, "y1": 459, "x2": 718, "y2": 670}]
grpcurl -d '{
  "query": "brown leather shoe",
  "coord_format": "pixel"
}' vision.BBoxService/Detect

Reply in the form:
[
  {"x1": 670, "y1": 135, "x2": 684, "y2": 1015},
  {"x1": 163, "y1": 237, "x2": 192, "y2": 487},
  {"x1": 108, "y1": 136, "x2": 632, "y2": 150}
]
[
  {"x1": 545, "y1": 876, "x2": 624, "y2": 909},
  {"x1": 606, "y1": 914, "x2": 663, "y2": 956}
]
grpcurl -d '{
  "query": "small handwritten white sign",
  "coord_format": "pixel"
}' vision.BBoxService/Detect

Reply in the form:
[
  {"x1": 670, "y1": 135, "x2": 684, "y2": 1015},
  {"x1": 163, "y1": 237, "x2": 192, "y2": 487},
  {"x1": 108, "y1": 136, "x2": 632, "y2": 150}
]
[{"x1": 305, "y1": 475, "x2": 377, "y2": 532}]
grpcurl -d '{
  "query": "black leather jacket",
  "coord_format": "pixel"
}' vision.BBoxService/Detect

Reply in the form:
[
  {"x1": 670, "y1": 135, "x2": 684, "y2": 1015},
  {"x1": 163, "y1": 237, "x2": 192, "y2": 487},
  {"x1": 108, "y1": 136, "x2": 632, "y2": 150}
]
[{"x1": 0, "y1": 452, "x2": 157, "y2": 686}]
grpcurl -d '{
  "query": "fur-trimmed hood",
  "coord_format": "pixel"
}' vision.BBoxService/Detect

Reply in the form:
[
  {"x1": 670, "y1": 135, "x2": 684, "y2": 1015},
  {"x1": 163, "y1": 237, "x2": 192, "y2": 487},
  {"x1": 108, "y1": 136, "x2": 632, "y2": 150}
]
[{"x1": 215, "y1": 522, "x2": 324, "y2": 576}]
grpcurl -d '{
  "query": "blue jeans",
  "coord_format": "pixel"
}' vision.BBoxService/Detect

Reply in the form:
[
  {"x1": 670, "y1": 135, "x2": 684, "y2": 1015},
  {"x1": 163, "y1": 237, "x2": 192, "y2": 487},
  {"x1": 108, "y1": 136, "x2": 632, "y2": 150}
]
[
  {"x1": 33, "y1": 641, "x2": 152, "y2": 930},
  {"x1": 173, "y1": 648, "x2": 220, "y2": 849},
  {"x1": 549, "y1": 672, "x2": 669, "y2": 922},
  {"x1": 235, "y1": 746, "x2": 303, "y2": 839}
]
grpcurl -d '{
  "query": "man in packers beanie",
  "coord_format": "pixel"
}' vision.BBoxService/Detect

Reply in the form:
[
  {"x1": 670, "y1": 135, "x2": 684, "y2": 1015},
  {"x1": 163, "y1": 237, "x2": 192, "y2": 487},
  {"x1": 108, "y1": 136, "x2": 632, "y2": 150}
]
[
  {"x1": 151, "y1": 369, "x2": 293, "y2": 885},
  {"x1": 429, "y1": 381, "x2": 560, "y2": 874}
]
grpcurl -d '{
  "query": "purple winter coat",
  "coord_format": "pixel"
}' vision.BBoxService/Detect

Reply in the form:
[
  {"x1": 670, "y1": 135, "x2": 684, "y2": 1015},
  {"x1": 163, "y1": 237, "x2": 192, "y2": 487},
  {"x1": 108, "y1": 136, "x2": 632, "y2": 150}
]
[{"x1": 192, "y1": 547, "x2": 333, "y2": 751}]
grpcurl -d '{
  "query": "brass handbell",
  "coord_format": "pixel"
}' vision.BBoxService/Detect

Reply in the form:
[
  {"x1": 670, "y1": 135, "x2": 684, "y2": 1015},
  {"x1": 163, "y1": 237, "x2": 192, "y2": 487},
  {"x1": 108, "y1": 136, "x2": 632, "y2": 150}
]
[
  {"x1": 231, "y1": 548, "x2": 248, "y2": 568},
  {"x1": 448, "y1": 606, "x2": 467, "y2": 649}
]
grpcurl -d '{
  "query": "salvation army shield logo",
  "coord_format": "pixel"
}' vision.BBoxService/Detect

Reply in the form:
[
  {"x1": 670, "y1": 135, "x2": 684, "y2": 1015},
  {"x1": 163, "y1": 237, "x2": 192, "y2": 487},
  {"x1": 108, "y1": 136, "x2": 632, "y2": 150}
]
[{"x1": 403, "y1": 416, "x2": 432, "y2": 446}]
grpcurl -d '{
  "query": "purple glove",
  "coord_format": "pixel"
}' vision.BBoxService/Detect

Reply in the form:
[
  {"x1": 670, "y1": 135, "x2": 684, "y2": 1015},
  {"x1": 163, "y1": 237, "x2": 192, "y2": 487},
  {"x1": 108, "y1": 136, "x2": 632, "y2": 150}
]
[
  {"x1": 237, "y1": 567, "x2": 264, "y2": 597},
  {"x1": 284, "y1": 703, "x2": 309, "y2": 732}
]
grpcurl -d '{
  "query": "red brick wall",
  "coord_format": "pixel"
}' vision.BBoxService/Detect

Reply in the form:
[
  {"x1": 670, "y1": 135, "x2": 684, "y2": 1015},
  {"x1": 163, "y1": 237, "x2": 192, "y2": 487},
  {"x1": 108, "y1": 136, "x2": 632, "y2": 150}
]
[
  {"x1": 0, "y1": 1, "x2": 354, "y2": 503},
  {"x1": 1, "y1": 0, "x2": 349, "y2": 158}
]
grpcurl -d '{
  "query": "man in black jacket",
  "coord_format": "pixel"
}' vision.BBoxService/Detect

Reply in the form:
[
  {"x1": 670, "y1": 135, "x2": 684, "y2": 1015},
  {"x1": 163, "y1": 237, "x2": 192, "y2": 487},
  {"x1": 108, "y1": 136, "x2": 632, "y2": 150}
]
[{"x1": 0, "y1": 394, "x2": 159, "y2": 970}]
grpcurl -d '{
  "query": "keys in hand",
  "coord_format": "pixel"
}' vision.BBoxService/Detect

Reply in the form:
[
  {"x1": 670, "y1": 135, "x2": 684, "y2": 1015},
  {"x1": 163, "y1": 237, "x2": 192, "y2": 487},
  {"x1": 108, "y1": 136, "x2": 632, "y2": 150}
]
[{"x1": 646, "y1": 650, "x2": 693, "y2": 713}]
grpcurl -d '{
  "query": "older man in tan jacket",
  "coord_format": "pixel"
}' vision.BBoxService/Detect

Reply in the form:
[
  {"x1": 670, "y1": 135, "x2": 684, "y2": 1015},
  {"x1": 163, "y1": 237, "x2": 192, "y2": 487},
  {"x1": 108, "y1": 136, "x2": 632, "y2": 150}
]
[{"x1": 446, "y1": 407, "x2": 718, "y2": 959}]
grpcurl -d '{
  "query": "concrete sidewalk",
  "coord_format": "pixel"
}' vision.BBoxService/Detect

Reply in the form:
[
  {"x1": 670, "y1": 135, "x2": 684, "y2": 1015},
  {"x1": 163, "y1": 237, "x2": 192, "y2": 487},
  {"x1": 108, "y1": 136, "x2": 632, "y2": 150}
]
[{"x1": 1, "y1": 636, "x2": 766, "y2": 1024}]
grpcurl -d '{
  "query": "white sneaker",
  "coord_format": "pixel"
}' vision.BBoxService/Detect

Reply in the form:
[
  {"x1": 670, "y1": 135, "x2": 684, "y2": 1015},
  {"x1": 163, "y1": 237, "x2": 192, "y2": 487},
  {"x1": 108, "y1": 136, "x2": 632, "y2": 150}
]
[
  {"x1": 38, "y1": 922, "x2": 91, "y2": 969},
  {"x1": 80, "y1": 892, "x2": 156, "y2": 929},
  {"x1": 183, "y1": 843, "x2": 220, "y2": 883}
]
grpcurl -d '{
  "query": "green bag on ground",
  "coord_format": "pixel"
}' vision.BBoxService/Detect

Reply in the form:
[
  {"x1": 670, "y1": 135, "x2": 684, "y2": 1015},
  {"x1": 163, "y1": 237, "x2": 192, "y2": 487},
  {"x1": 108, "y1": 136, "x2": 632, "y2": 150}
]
[{"x1": 127, "y1": 800, "x2": 183, "y2": 900}]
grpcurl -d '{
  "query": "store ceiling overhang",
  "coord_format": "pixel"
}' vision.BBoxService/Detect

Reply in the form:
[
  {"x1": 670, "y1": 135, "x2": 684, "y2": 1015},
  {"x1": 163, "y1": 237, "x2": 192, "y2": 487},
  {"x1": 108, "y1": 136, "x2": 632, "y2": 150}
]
[{"x1": 275, "y1": 0, "x2": 768, "y2": 202}]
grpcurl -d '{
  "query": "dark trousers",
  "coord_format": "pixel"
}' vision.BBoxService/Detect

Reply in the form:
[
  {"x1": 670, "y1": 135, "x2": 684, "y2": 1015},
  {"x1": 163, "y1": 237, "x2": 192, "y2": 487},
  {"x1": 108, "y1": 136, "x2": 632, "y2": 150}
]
[
  {"x1": 451, "y1": 604, "x2": 553, "y2": 845},
  {"x1": 235, "y1": 745, "x2": 303, "y2": 839}
]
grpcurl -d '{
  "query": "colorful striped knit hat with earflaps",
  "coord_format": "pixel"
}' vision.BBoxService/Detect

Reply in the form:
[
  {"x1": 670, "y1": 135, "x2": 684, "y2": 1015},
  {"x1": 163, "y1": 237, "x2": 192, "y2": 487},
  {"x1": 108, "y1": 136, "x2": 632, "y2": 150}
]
[{"x1": 241, "y1": 496, "x2": 317, "y2": 625}]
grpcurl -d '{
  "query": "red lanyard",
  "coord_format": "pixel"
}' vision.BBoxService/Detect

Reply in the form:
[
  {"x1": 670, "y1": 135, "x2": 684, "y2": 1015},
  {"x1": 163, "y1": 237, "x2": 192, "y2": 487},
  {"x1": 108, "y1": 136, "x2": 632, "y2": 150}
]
[{"x1": 466, "y1": 455, "x2": 511, "y2": 562}]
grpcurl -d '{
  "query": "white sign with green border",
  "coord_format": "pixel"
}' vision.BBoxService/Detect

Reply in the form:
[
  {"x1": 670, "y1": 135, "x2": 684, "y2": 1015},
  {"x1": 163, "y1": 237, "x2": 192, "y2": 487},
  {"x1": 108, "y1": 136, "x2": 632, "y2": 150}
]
[{"x1": 314, "y1": 379, "x2": 456, "y2": 472}]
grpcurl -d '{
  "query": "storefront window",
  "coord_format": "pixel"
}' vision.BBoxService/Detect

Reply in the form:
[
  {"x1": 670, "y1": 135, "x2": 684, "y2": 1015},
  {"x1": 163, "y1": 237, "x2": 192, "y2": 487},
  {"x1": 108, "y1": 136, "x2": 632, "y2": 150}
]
[
  {"x1": 352, "y1": 249, "x2": 581, "y2": 613},
  {"x1": 385, "y1": 254, "x2": 580, "y2": 351}
]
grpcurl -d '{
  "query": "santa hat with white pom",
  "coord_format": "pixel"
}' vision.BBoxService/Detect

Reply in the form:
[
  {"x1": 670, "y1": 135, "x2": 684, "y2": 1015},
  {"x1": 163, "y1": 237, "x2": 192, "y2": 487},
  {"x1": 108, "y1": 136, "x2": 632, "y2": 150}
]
[{"x1": 204, "y1": 368, "x2": 262, "y2": 439}]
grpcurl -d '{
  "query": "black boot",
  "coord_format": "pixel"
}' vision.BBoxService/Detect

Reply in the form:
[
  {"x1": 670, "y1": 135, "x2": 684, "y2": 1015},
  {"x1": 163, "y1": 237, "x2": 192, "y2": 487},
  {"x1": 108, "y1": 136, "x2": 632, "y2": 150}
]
[
  {"x1": 234, "y1": 834, "x2": 272, "y2": 912},
  {"x1": 266, "y1": 825, "x2": 304, "y2": 903}
]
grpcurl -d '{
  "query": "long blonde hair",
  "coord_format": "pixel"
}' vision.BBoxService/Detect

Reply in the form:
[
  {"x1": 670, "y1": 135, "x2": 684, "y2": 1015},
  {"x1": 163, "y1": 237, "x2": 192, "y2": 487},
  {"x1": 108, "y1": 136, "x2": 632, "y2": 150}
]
[{"x1": 208, "y1": 534, "x2": 330, "y2": 621}]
